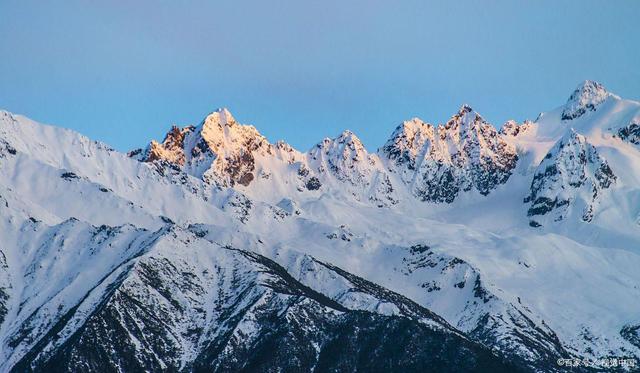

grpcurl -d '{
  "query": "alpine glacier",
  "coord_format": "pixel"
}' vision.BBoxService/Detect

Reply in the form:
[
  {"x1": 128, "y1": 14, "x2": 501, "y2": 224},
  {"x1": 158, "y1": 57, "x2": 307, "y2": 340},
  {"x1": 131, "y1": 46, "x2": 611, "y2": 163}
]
[{"x1": 1, "y1": 80, "x2": 639, "y2": 372}]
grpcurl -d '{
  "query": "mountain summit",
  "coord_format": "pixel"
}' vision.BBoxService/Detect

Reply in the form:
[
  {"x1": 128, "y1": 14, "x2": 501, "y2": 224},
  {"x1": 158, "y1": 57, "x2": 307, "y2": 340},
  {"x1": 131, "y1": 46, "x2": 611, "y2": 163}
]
[
  {"x1": 134, "y1": 108, "x2": 273, "y2": 187},
  {"x1": 561, "y1": 80, "x2": 613, "y2": 120},
  {"x1": 380, "y1": 105, "x2": 517, "y2": 202}
]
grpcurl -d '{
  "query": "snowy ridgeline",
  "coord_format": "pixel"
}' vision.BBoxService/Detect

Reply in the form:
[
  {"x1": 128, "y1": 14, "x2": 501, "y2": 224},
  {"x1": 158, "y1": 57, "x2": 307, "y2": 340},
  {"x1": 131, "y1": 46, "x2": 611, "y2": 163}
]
[{"x1": 0, "y1": 80, "x2": 640, "y2": 371}]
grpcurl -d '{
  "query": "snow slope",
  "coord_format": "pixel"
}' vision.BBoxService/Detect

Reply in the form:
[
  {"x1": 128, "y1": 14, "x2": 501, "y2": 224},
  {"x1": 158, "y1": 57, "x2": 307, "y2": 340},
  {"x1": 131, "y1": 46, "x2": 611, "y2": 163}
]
[{"x1": 1, "y1": 80, "x2": 639, "y2": 371}]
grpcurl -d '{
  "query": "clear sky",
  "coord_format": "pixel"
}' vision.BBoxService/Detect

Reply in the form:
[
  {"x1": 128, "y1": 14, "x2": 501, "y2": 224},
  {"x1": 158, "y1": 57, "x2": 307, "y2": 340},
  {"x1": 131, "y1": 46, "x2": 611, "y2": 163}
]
[{"x1": 1, "y1": 0, "x2": 638, "y2": 152}]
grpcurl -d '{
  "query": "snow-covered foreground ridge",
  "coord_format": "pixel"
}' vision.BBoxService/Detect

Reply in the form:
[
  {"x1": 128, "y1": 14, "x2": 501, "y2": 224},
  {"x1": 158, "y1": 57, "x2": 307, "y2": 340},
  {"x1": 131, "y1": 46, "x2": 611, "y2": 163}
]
[{"x1": 0, "y1": 80, "x2": 639, "y2": 372}]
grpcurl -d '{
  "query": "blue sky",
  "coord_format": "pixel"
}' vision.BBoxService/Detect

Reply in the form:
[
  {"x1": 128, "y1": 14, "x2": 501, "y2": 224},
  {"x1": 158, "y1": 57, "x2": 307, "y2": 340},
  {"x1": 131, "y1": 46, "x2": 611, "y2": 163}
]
[{"x1": 0, "y1": 0, "x2": 638, "y2": 151}]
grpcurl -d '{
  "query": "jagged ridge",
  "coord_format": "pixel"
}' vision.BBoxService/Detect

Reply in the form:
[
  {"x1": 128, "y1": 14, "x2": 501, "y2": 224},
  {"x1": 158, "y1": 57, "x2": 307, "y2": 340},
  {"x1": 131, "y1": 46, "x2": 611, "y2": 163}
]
[{"x1": 380, "y1": 105, "x2": 518, "y2": 203}]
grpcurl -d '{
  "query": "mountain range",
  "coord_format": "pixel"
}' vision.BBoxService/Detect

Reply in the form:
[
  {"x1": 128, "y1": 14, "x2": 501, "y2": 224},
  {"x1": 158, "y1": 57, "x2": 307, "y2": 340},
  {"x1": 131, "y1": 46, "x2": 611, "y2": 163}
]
[{"x1": 1, "y1": 80, "x2": 639, "y2": 372}]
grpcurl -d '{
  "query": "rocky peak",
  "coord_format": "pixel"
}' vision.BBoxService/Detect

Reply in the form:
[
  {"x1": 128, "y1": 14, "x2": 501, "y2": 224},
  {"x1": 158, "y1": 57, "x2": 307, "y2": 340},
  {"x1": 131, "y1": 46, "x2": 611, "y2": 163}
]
[
  {"x1": 440, "y1": 105, "x2": 501, "y2": 150},
  {"x1": 380, "y1": 118, "x2": 435, "y2": 172},
  {"x1": 309, "y1": 130, "x2": 374, "y2": 174},
  {"x1": 191, "y1": 109, "x2": 272, "y2": 187},
  {"x1": 145, "y1": 125, "x2": 195, "y2": 165},
  {"x1": 500, "y1": 120, "x2": 534, "y2": 137},
  {"x1": 561, "y1": 80, "x2": 612, "y2": 121},
  {"x1": 525, "y1": 128, "x2": 616, "y2": 225},
  {"x1": 337, "y1": 129, "x2": 364, "y2": 146},
  {"x1": 309, "y1": 130, "x2": 398, "y2": 206},
  {"x1": 444, "y1": 104, "x2": 477, "y2": 130},
  {"x1": 201, "y1": 107, "x2": 236, "y2": 127},
  {"x1": 458, "y1": 104, "x2": 474, "y2": 113},
  {"x1": 273, "y1": 140, "x2": 304, "y2": 164},
  {"x1": 312, "y1": 130, "x2": 367, "y2": 162},
  {"x1": 135, "y1": 108, "x2": 273, "y2": 187},
  {"x1": 197, "y1": 108, "x2": 268, "y2": 158},
  {"x1": 382, "y1": 106, "x2": 518, "y2": 203}
]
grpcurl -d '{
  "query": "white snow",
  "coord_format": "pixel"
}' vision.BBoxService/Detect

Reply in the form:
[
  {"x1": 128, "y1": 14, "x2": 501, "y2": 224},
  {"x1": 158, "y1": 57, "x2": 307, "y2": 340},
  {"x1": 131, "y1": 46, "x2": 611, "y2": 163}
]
[{"x1": 0, "y1": 80, "x2": 639, "y2": 368}]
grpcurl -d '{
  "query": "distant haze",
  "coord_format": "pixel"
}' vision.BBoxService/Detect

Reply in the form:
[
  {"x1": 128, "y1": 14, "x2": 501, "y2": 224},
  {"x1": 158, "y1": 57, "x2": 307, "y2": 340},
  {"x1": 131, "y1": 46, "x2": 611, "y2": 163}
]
[{"x1": 0, "y1": 0, "x2": 638, "y2": 151}]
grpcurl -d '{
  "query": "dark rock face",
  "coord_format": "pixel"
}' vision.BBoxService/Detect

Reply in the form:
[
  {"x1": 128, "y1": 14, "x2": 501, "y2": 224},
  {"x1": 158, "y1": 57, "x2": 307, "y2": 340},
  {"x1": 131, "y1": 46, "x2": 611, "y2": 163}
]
[
  {"x1": 621, "y1": 324, "x2": 640, "y2": 350},
  {"x1": 145, "y1": 125, "x2": 195, "y2": 166},
  {"x1": 9, "y1": 231, "x2": 520, "y2": 373},
  {"x1": 26, "y1": 310, "x2": 517, "y2": 373},
  {"x1": 224, "y1": 151, "x2": 256, "y2": 187},
  {"x1": 525, "y1": 129, "x2": 616, "y2": 225},
  {"x1": 417, "y1": 164, "x2": 460, "y2": 203},
  {"x1": 0, "y1": 251, "x2": 8, "y2": 328},
  {"x1": 394, "y1": 245, "x2": 569, "y2": 371},
  {"x1": 310, "y1": 315, "x2": 518, "y2": 373},
  {"x1": 0, "y1": 139, "x2": 17, "y2": 159},
  {"x1": 305, "y1": 176, "x2": 322, "y2": 190},
  {"x1": 381, "y1": 106, "x2": 518, "y2": 203},
  {"x1": 616, "y1": 122, "x2": 640, "y2": 146},
  {"x1": 60, "y1": 172, "x2": 80, "y2": 180}
]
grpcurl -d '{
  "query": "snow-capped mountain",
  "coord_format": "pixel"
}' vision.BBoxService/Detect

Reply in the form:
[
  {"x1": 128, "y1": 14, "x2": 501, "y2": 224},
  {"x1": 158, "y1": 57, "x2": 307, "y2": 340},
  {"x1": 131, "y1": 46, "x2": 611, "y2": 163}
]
[
  {"x1": 307, "y1": 130, "x2": 398, "y2": 207},
  {"x1": 380, "y1": 105, "x2": 518, "y2": 203},
  {"x1": 525, "y1": 129, "x2": 617, "y2": 225},
  {"x1": 133, "y1": 109, "x2": 399, "y2": 207},
  {"x1": 561, "y1": 80, "x2": 614, "y2": 121},
  {"x1": 4, "y1": 224, "x2": 516, "y2": 372},
  {"x1": 132, "y1": 108, "x2": 275, "y2": 187},
  {"x1": 1, "y1": 80, "x2": 640, "y2": 372}
]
